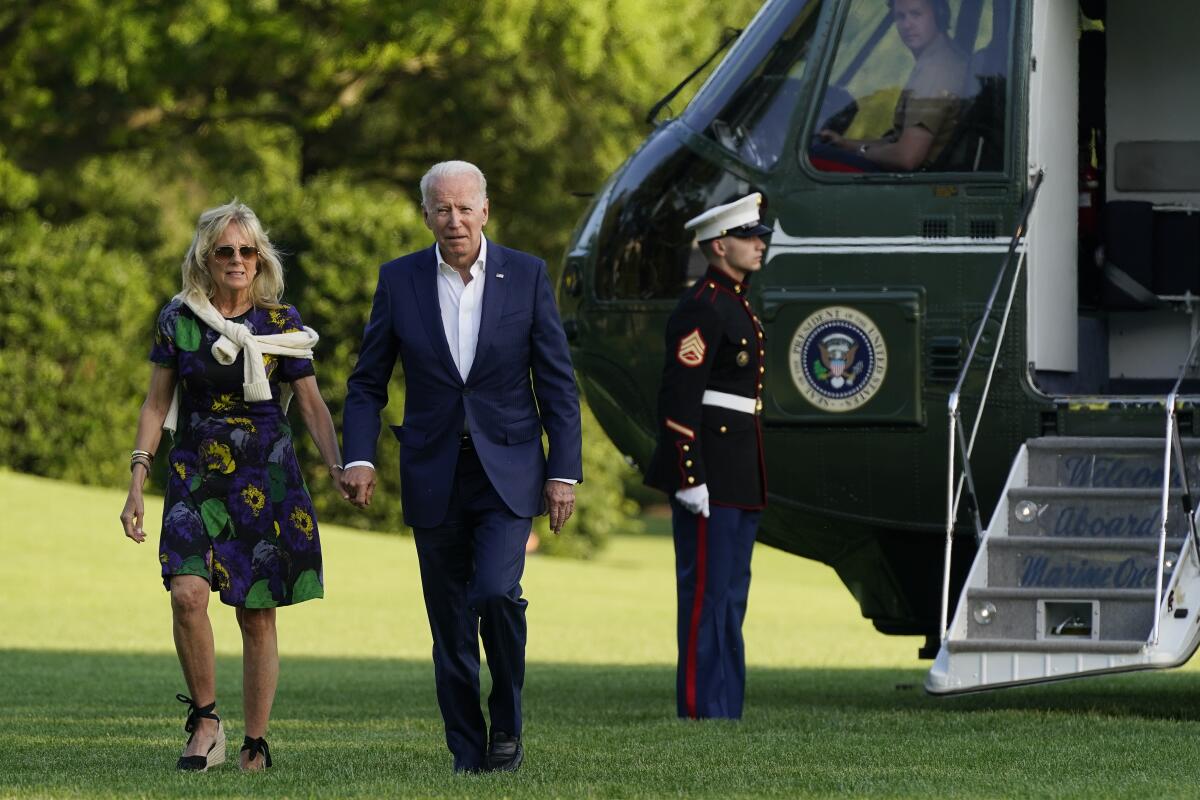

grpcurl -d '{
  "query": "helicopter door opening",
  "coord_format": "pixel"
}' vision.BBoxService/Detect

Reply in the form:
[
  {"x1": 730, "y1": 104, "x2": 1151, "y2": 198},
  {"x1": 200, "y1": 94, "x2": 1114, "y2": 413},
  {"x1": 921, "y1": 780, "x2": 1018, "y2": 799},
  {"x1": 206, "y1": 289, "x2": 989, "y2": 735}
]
[{"x1": 1031, "y1": 0, "x2": 1200, "y2": 396}]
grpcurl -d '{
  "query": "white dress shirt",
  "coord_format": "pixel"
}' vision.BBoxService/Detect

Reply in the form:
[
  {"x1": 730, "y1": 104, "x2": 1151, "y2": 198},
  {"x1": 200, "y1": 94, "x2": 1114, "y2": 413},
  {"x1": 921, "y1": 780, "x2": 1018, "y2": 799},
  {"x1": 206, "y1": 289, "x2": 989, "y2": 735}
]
[
  {"x1": 346, "y1": 237, "x2": 574, "y2": 485},
  {"x1": 436, "y1": 238, "x2": 487, "y2": 381}
]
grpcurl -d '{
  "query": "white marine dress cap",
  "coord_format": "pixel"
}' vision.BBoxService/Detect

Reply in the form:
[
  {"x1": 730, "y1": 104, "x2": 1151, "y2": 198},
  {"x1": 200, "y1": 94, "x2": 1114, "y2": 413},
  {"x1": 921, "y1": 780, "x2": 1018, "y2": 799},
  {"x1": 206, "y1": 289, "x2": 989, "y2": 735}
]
[{"x1": 684, "y1": 192, "x2": 772, "y2": 242}]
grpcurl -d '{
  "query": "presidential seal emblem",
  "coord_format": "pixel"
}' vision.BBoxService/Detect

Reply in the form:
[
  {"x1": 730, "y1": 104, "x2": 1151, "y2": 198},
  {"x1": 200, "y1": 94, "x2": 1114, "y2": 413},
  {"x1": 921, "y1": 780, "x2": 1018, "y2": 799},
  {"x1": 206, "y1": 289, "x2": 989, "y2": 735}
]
[{"x1": 789, "y1": 306, "x2": 887, "y2": 412}]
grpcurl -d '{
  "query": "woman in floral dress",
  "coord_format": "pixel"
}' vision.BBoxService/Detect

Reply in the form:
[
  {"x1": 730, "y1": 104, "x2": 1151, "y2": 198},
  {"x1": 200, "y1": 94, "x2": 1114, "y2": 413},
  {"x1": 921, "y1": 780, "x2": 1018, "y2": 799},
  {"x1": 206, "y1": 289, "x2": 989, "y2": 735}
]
[{"x1": 119, "y1": 200, "x2": 344, "y2": 772}]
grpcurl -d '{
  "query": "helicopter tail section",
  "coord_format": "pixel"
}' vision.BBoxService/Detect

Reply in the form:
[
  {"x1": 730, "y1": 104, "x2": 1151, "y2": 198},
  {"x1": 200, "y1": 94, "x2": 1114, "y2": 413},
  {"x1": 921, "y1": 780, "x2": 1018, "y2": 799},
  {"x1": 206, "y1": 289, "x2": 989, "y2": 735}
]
[{"x1": 927, "y1": 436, "x2": 1200, "y2": 694}]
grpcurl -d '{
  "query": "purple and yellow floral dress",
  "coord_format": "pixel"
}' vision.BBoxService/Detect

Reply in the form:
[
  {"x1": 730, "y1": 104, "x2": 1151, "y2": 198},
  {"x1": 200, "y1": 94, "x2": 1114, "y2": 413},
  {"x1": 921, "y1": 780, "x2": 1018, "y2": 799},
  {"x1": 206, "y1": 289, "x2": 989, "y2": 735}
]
[{"x1": 150, "y1": 298, "x2": 324, "y2": 608}]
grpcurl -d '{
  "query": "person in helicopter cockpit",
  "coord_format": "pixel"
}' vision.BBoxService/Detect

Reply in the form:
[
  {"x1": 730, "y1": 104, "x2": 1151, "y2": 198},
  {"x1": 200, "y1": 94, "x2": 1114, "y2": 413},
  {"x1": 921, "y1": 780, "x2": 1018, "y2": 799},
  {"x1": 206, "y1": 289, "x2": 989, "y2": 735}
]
[{"x1": 817, "y1": 0, "x2": 968, "y2": 172}]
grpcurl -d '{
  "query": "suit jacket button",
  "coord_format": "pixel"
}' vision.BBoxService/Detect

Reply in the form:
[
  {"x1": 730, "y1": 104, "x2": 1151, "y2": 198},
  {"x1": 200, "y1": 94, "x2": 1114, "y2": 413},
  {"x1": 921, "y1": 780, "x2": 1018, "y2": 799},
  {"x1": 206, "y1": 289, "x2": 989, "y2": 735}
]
[
  {"x1": 719, "y1": 425, "x2": 728, "y2": 433},
  {"x1": 687, "y1": 476, "x2": 696, "y2": 485},
  {"x1": 463, "y1": 388, "x2": 472, "y2": 396},
  {"x1": 682, "y1": 444, "x2": 690, "y2": 452},
  {"x1": 685, "y1": 459, "x2": 693, "y2": 467}
]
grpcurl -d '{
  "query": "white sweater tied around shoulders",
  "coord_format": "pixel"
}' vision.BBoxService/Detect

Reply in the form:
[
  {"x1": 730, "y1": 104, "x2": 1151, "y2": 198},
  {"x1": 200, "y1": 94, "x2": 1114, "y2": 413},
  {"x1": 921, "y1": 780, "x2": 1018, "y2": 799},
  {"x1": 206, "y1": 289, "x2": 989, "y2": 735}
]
[{"x1": 163, "y1": 292, "x2": 320, "y2": 434}]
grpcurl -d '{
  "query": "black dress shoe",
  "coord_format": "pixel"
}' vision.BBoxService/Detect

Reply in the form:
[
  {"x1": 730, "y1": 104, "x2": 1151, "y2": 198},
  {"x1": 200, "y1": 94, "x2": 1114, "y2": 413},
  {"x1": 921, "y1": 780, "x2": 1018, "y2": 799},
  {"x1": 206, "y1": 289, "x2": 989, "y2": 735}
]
[{"x1": 485, "y1": 731, "x2": 523, "y2": 773}]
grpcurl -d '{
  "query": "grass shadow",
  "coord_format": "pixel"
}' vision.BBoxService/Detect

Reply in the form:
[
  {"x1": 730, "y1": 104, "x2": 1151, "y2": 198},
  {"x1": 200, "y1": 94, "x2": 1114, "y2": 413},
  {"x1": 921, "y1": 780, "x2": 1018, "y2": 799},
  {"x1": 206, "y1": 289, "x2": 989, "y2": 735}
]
[{"x1": 4, "y1": 650, "x2": 1200, "y2": 798}]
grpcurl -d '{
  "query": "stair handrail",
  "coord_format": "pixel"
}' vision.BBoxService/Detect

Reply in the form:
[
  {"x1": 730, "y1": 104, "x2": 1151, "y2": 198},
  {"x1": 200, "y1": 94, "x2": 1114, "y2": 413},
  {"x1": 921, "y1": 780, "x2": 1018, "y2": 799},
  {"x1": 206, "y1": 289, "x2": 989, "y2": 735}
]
[
  {"x1": 940, "y1": 169, "x2": 1045, "y2": 641},
  {"x1": 1151, "y1": 329, "x2": 1200, "y2": 644}
]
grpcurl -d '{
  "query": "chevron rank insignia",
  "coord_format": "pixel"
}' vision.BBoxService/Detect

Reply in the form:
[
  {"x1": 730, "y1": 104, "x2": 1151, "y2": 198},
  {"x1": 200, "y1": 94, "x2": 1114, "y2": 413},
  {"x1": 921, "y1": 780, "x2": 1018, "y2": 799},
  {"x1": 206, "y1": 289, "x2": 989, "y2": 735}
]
[{"x1": 676, "y1": 328, "x2": 707, "y2": 367}]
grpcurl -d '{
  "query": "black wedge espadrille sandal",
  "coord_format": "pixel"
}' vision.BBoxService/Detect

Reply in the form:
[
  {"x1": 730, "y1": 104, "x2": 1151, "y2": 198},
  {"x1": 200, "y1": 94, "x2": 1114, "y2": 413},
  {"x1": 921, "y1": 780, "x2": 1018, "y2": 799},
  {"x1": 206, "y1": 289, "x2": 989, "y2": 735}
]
[
  {"x1": 175, "y1": 693, "x2": 226, "y2": 771},
  {"x1": 240, "y1": 735, "x2": 273, "y2": 771}
]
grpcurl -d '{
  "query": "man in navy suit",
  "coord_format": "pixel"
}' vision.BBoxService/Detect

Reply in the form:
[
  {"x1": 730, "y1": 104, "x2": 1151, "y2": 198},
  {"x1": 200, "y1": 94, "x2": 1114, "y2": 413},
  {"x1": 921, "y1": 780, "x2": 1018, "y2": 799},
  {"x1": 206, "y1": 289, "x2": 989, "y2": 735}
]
[{"x1": 341, "y1": 160, "x2": 583, "y2": 773}]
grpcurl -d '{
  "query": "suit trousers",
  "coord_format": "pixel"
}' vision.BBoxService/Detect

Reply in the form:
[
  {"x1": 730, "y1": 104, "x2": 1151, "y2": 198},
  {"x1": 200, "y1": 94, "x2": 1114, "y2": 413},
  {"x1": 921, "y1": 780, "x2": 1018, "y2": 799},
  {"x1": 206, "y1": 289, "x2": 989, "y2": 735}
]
[
  {"x1": 671, "y1": 500, "x2": 760, "y2": 720},
  {"x1": 412, "y1": 443, "x2": 531, "y2": 771}
]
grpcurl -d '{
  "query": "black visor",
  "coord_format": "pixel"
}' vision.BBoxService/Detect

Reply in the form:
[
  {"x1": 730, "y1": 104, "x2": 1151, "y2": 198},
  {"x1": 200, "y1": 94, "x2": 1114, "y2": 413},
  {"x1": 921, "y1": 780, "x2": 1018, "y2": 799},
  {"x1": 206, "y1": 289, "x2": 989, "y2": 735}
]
[{"x1": 727, "y1": 222, "x2": 772, "y2": 238}]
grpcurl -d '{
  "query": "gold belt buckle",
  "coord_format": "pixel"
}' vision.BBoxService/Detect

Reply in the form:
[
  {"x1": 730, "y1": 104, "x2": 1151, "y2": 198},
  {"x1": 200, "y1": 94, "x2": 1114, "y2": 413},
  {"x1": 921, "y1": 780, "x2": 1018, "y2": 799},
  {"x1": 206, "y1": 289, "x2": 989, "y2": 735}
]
[{"x1": 755, "y1": 397, "x2": 763, "y2": 415}]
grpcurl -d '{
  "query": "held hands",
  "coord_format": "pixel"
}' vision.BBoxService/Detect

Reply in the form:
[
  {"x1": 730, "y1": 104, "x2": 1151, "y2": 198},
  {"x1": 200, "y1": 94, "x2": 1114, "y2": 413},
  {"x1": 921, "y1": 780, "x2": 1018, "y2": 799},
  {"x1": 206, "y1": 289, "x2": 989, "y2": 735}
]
[
  {"x1": 675, "y1": 484, "x2": 710, "y2": 518},
  {"x1": 544, "y1": 480, "x2": 575, "y2": 534},
  {"x1": 328, "y1": 465, "x2": 349, "y2": 500},
  {"x1": 341, "y1": 465, "x2": 376, "y2": 509}
]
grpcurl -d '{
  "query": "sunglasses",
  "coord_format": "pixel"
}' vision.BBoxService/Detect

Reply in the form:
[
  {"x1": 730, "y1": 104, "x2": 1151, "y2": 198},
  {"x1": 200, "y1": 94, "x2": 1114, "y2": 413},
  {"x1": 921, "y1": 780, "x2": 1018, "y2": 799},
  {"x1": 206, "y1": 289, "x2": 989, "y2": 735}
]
[{"x1": 211, "y1": 245, "x2": 259, "y2": 261}]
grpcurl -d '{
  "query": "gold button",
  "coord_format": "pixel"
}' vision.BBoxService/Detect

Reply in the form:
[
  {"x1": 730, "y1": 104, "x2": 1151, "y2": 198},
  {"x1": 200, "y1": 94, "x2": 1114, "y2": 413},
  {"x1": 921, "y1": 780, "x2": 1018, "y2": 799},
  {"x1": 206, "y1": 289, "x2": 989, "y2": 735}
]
[
  {"x1": 682, "y1": 444, "x2": 690, "y2": 452},
  {"x1": 740, "y1": 338, "x2": 747, "y2": 346},
  {"x1": 719, "y1": 425, "x2": 728, "y2": 433},
  {"x1": 758, "y1": 332, "x2": 764, "y2": 339},
  {"x1": 759, "y1": 366, "x2": 765, "y2": 374},
  {"x1": 687, "y1": 476, "x2": 696, "y2": 485},
  {"x1": 757, "y1": 383, "x2": 763, "y2": 390},
  {"x1": 708, "y1": 282, "x2": 715, "y2": 288},
  {"x1": 759, "y1": 349, "x2": 764, "y2": 356},
  {"x1": 734, "y1": 285, "x2": 742, "y2": 294},
  {"x1": 685, "y1": 459, "x2": 693, "y2": 467}
]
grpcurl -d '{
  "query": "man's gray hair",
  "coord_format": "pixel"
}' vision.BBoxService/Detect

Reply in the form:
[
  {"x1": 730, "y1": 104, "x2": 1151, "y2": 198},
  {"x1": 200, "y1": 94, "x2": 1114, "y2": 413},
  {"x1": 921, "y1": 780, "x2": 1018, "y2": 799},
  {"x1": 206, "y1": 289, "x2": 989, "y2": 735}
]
[{"x1": 419, "y1": 161, "x2": 488, "y2": 209}]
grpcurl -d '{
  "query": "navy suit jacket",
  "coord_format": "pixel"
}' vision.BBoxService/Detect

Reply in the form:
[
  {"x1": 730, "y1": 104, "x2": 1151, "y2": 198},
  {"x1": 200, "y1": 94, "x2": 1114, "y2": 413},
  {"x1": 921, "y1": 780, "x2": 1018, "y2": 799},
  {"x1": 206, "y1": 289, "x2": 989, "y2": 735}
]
[{"x1": 343, "y1": 241, "x2": 583, "y2": 528}]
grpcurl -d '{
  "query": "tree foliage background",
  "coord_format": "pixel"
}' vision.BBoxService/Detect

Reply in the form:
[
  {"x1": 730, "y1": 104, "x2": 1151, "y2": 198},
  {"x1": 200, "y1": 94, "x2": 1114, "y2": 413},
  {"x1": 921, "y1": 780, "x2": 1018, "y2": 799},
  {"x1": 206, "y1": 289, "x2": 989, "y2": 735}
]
[{"x1": 0, "y1": 0, "x2": 758, "y2": 553}]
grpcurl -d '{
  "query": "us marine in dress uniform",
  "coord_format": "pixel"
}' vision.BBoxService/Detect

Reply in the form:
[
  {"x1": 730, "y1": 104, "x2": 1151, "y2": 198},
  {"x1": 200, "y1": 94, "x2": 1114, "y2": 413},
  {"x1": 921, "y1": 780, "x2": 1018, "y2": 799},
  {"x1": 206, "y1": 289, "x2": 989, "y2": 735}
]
[{"x1": 645, "y1": 193, "x2": 769, "y2": 720}]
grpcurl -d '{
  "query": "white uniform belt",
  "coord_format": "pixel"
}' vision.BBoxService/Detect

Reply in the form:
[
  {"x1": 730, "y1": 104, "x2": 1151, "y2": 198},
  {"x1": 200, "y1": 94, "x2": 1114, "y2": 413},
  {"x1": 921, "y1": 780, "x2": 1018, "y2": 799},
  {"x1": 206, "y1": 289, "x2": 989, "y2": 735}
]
[{"x1": 702, "y1": 389, "x2": 757, "y2": 414}]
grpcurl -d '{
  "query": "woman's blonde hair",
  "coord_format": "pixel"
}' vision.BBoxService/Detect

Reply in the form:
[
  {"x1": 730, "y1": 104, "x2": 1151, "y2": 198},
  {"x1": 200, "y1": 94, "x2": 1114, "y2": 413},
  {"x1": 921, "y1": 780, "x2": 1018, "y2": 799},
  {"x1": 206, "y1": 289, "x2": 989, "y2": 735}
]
[{"x1": 179, "y1": 200, "x2": 285, "y2": 309}]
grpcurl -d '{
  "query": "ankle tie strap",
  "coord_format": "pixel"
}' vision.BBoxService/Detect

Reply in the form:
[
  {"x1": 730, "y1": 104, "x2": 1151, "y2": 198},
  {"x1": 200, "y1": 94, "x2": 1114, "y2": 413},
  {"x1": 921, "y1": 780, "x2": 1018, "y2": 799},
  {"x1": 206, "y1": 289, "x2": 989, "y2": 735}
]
[
  {"x1": 241, "y1": 736, "x2": 273, "y2": 768},
  {"x1": 176, "y1": 693, "x2": 219, "y2": 734}
]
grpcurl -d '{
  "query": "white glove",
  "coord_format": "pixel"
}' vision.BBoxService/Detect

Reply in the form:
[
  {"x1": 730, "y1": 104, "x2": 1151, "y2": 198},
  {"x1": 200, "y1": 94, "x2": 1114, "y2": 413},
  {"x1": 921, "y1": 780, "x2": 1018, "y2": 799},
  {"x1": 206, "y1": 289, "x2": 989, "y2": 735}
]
[{"x1": 675, "y1": 484, "x2": 710, "y2": 518}]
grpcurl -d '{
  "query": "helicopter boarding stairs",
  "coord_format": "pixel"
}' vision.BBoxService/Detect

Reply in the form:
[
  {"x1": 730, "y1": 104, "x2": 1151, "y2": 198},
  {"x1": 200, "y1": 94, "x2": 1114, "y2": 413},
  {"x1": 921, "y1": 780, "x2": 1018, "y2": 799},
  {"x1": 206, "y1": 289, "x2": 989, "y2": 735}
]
[
  {"x1": 924, "y1": 171, "x2": 1200, "y2": 693},
  {"x1": 926, "y1": 436, "x2": 1200, "y2": 694}
]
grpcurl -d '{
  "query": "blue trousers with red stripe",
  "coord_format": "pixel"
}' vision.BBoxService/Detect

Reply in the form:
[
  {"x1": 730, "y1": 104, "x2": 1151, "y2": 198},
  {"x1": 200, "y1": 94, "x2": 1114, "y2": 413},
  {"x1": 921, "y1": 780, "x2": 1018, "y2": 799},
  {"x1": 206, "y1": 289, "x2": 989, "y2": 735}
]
[{"x1": 671, "y1": 500, "x2": 760, "y2": 719}]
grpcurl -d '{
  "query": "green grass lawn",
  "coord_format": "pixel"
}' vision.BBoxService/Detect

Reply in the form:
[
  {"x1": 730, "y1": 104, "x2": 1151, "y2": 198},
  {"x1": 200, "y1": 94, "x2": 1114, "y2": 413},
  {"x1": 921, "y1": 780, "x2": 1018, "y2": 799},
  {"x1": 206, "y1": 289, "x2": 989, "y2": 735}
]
[{"x1": 3, "y1": 470, "x2": 1200, "y2": 798}]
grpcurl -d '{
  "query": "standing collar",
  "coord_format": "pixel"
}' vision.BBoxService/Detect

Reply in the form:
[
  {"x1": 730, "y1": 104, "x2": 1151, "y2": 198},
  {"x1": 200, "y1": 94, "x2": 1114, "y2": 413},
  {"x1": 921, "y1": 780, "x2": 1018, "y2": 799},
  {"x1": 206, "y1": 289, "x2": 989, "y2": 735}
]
[
  {"x1": 704, "y1": 265, "x2": 749, "y2": 295},
  {"x1": 436, "y1": 235, "x2": 488, "y2": 276}
]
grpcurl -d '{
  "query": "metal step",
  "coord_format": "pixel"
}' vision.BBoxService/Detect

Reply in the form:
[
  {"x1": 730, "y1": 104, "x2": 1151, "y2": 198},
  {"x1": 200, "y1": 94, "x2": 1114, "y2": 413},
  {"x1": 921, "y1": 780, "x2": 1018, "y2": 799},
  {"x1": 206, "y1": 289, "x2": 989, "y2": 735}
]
[
  {"x1": 986, "y1": 536, "x2": 1184, "y2": 590},
  {"x1": 963, "y1": 586, "x2": 1155, "y2": 642},
  {"x1": 1027, "y1": 436, "x2": 1200, "y2": 489},
  {"x1": 968, "y1": 587, "x2": 1157, "y2": 600},
  {"x1": 946, "y1": 638, "x2": 1146, "y2": 654},
  {"x1": 1005, "y1": 486, "x2": 1189, "y2": 538}
]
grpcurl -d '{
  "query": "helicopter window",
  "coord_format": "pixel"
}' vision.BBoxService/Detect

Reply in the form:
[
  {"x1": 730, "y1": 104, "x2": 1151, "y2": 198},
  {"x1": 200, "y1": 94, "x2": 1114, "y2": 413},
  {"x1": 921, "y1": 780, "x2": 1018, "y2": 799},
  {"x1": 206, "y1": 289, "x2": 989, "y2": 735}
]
[
  {"x1": 808, "y1": 0, "x2": 1010, "y2": 174},
  {"x1": 595, "y1": 147, "x2": 748, "y2": 301},
  {"x1": 703, "y1": 2, "x2": 822, "y2": 171}
]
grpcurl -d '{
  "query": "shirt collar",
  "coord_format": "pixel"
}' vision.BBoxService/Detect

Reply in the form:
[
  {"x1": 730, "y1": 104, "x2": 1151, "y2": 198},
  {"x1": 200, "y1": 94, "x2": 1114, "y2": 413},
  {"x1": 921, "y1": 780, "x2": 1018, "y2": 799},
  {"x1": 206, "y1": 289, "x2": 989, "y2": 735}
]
[{"x1": 436, "y1": 236, "x2": 488, "y2": 277}]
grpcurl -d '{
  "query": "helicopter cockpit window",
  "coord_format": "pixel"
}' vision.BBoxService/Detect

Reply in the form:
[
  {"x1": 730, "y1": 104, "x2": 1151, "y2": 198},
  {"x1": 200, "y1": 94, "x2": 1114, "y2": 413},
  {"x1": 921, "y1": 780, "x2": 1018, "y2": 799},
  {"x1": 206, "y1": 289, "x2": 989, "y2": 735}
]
[
  {"x1": 808, "y1": 0, "x2": 1010, "y2": 174},
  {"x1": 703, "y1": 2, "x2": 822, "y2": 171}
]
